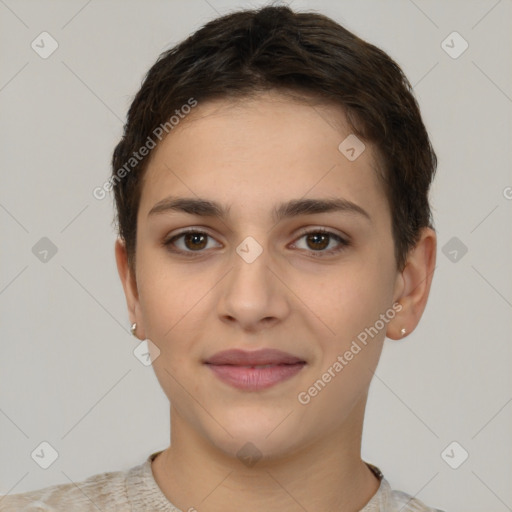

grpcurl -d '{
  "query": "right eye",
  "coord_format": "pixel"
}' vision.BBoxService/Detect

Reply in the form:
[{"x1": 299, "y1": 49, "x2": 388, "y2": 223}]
[{"x1": 163, "y1": 229, "x2": 222, "y2": 255}]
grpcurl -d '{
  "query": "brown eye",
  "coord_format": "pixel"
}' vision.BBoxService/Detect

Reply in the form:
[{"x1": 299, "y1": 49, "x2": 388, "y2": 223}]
[
  {"x1": 293, "y1": 228, "x2": 349, "y2": 257},
  {"x1": 305, "y1": 232, "x2": 330, "y2": 251},
  {"x1": 183, "y1": 232, "x2": 208, "y2": 250},
  {"x1": 164, "y1": 230, "x2": 221, "y2": 254}
]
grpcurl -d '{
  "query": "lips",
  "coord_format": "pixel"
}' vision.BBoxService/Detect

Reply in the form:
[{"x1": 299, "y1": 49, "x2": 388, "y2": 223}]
[
  {"x1": 204, "y1": 348, "x2": 305, "y2": 366},
  {"x1": 204, "y1": 349, "x2": 306, "y2": 391}
]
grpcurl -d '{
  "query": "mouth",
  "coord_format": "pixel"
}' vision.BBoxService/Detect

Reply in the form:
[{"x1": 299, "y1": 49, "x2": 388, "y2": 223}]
[{"x1": 204, "y1": 349, "x2": 306, "y2": 391}]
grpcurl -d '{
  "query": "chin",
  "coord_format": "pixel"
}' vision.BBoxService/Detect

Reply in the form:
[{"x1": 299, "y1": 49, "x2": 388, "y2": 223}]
[{"x1": 200, "y1": 410, "x2": 305, "y2": 463}]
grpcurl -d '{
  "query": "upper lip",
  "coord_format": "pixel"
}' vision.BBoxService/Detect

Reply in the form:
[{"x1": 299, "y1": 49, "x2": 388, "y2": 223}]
[{"x1": 204, "y1": 349, "x2": 306, "y2": 366}]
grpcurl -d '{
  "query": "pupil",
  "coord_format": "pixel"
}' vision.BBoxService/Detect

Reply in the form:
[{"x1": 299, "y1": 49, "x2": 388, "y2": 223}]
[
  {"x1": 308, "y1": 233, "x2": 328, "y2": 250},
  {"x1": 185, "y1": 233, "x2": 207, "y2": 250}
]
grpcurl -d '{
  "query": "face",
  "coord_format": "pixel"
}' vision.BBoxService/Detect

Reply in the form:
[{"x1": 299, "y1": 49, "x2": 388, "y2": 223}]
[{"x1": 122, "y1": 91, "x2": 404, "y2": 461}]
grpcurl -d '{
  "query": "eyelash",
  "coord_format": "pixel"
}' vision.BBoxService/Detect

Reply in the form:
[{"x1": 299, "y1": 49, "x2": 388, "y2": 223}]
[{"x1": 162, "y1": 228, "x2": 350, "y2": 258}]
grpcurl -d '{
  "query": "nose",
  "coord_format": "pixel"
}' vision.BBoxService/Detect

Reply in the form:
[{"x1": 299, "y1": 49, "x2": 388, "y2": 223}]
[{"x1": 217, "y1": 244, "x2": 291, "y2": 333}]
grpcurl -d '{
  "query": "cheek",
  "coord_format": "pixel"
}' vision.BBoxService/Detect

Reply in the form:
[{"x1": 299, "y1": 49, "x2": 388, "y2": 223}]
[
  {"x1": 302, "y1": 258, "x2": 395, "y2": 346},
  {"x1": 136, "y1": 267, "x2": 205, "y2": 399},
  {"x1": 137, "y1": 244, "x2": 199, "y2": 321},
  {"x1": 136, "y1": 259, "x2": 195, "y2": 351},
  {"x1": 293, "y1": 264, "x2": 392, "y2": 425}
]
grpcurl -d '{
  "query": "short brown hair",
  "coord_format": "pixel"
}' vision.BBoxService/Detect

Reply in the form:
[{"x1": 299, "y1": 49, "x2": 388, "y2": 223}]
[{"x1": 111, "y1": 5, "x2": 437, "y2": 272}]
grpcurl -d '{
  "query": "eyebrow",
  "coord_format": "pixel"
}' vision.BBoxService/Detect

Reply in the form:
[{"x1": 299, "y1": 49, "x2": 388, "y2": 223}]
[{"x1": 147, "y1": 196, "x2": 371, "y2": 223}]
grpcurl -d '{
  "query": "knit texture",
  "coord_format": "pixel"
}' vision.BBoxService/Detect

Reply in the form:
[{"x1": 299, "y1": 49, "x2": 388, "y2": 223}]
[{"x1": 0, "y1": 451, "x2": 445, "y2": 511}]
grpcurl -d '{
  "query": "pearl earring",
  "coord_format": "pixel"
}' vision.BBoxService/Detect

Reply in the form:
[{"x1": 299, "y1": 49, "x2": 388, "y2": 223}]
[
  {"x1": 400, "y1": 328, "x2": 406, "y2": 337},
  {"x1": 130, "y1": 322, "x2": 137, "y2": 337}
]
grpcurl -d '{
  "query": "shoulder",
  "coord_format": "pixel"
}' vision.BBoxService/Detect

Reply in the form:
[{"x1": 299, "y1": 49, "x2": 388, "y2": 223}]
[
  {"x1": 0, "y1": 466, "x2": 132, "y2": 512},
  {"x1": 363, "y1": 465, "x2": 446, "y2": 512},
  {"x1": 384, "y1": 481, "x2": 447, "y2": 512},
  {"x1": 390, "y1": 488, "x2": 447, "y2": 511}
]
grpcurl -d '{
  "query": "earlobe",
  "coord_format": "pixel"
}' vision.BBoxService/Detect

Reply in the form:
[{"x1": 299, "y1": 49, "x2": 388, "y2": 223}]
[
  {"x1": 115, "y1": 239, "x2": 144, "y2": 338},
  {"x1": 386, "y1": 228, "x2": 437, "y2": 340}
]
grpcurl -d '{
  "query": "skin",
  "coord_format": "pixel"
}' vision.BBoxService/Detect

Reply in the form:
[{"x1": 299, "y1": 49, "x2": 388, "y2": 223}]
[{"x1": 115, "y1": 91, "x2": 436, "y2": 512}]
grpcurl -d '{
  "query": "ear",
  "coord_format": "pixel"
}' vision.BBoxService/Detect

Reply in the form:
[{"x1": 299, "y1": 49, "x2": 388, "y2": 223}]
[
  {"x1": 115, "y1": 238, "x2": 145, "y2": 340},
  {"x1": 386, "y1": 227, "x2": 437, "y2": 340}
]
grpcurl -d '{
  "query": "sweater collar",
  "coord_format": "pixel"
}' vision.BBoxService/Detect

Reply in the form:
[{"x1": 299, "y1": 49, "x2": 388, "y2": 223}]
[{"x1": 126, "y1": 450, "x2": 390, "y2": 511}]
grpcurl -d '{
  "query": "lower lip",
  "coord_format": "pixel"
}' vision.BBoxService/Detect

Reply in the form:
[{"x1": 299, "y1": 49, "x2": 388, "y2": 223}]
[{"x1": 206, "y1": 363, "x2": 305, "y2": 390}]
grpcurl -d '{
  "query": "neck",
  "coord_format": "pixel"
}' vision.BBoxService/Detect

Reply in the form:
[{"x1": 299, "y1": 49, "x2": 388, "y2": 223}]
[{"x1": 151, "y1": 397, "x2": 381, "y2": 512}]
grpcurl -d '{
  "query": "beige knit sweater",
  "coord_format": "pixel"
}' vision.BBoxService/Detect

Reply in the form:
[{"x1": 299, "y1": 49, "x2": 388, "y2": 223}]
[{"x1": 0, "y1": 450, "x2": 445, "y2": 511}]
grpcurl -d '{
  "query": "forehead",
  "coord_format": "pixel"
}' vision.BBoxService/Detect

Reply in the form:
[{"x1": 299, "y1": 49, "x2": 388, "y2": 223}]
[{"x1": 138, "y1": 91, "x2": 388, "y2": 224}]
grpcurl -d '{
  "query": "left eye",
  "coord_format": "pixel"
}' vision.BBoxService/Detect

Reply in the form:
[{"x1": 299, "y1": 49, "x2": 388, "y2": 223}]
[{"x1": 292, "y1": 229, "x2": 348, "y2": 256}]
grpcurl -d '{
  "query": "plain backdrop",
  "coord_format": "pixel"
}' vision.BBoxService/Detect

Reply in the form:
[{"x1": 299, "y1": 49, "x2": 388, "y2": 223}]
[{"x1": 1, "y1": 1, "x2": 511, "y2": 511}]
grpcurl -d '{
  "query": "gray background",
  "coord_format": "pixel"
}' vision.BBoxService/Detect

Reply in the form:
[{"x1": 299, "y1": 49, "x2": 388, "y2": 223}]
[{"x1": 1, "y1": 1, "x2": 511, "y2": 511}]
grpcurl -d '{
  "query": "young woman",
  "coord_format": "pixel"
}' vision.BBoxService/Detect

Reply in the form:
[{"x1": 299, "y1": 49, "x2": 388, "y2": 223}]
[{"x1": 1, "y1": 5, "x2": 444, "y2": 511}]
